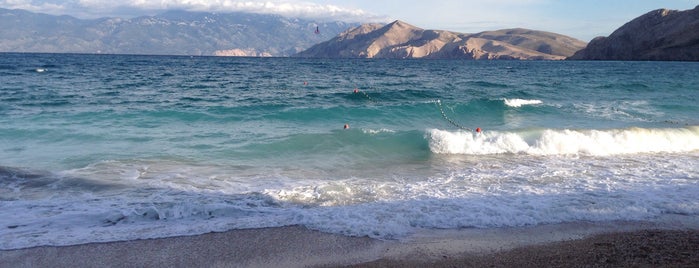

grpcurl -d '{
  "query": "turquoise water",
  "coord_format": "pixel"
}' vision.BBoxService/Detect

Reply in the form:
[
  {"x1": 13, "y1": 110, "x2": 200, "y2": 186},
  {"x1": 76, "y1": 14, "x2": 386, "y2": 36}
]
[{"x1": 1, "y1": 53, "x2": 698, "y2": 249}]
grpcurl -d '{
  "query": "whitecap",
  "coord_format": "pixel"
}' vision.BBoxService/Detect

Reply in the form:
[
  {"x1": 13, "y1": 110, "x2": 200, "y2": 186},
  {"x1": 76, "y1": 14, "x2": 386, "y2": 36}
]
[
  {"x1": 503, "y1": 98, "x2": 542, "y2": 107},
  {"x1": 427, "y1": 126, "x2": 699, "y2": 156}
]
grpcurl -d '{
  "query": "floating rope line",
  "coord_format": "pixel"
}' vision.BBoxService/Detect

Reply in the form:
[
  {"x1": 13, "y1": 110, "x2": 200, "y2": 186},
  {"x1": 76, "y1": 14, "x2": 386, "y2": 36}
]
[
  {"x1": 436, "y1": 99, "x2": 474, "y2": 132},
  {"x1": 348, "y1": 89, "x2": 481, "y2": 132},
  {"x1": 354, "y1": 88, "x2": 377, "y2": 103}
]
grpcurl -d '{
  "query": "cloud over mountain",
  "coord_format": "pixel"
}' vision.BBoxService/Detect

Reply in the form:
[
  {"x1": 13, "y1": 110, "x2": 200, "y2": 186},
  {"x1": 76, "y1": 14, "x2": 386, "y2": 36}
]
[{"x1": 0, "y1": 0, "x2": 387, "y2": 22}]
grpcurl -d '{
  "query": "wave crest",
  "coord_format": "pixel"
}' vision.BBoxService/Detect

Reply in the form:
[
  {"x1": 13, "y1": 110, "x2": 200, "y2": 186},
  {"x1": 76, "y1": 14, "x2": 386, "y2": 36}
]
[
  {"x1": 503, "y1": 98, "x2": 543, "y2": 107},
  {"x1": 428, "y1": 126, "x2": 699, "y2": 156}
]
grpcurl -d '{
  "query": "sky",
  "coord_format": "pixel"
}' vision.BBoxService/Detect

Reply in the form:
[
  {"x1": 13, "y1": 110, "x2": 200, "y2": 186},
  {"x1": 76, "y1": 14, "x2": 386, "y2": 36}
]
[{"x1": 1, "y1": 0, "x2": 697, "y2": 41}]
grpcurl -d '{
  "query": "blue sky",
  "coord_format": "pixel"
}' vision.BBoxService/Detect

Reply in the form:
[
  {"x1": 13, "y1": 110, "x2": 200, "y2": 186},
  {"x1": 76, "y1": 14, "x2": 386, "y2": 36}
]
[{"x1": 1, "y1": 0, "x2": 697, "y2": 41}]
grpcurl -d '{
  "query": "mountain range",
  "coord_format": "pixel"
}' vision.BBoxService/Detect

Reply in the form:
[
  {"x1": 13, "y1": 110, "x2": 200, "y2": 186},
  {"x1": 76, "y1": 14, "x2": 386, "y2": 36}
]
[
  {"x1": 0, "y1": 8, "x2": 357, "y2": 56},
  {"x1": 3, "y1": 5, "x2": 699, "y2": 60},
  {"x1": 294, "y1": 20, "x2": 586, "y2": 60}
]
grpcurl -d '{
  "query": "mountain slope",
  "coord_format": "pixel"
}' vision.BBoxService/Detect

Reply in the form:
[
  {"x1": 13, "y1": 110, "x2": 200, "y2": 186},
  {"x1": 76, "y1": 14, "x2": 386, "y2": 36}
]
[
  {"x1": 0, "y1": 8, "x2": 357, "y2": 56},
  {"x1": 471, "y1": 28, "x2": 586, "y2": 58},
  {"x1": 569, "y1": 5, "x2": 699, "y2": 61},
  {"x1": 294, "y1": 21, "x2": 586, "y2": 60}
]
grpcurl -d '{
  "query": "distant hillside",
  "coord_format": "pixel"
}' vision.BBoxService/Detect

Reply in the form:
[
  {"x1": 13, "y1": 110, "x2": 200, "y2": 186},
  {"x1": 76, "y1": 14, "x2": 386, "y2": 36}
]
[
  {"x1": 569, "y1": 5, "x2": 699, "y2": 61},
  {"x1": 294, "y1": 20, "x2": 586, "y2": 60},
  {"x1": 0, "y1": 8, "x2": 357, "y2": 56}
]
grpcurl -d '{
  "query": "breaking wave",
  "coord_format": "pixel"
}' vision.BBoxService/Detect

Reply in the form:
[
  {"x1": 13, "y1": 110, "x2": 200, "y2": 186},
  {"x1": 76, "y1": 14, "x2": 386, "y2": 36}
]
[
  {"x1": 503, "y1": 98, "x2": 543, "y2": 107},
  {"x1": 428, "y1": 126, "x2": 699, "y2": 155}
]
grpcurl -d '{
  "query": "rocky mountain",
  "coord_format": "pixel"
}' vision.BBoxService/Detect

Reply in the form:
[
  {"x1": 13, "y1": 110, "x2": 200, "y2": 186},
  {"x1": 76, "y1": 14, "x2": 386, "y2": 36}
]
[
  {"x1": 569, "y1": 5, "x2": 699, "y2": 61},
  {"x1": 0, "y1": 8, "x2": 357, "y2": 56},
  {"x1": 294, "y1": 20, "x2": 587, "y2": 60}
]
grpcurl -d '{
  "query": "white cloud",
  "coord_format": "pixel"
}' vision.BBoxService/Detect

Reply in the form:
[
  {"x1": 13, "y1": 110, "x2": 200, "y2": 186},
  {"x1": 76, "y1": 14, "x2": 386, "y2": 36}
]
[
  {"x1": 0, "y1": 0, "x2": 387, "y2": 22},
  {"x1": 0, "y1": 0, "x2": 68, "y2": 13}
]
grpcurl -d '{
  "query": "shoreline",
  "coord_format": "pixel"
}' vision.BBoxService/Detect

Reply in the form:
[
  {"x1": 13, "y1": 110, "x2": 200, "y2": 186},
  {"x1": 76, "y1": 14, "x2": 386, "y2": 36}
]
[
  {"x1": 354, "y1": 229, "x2": 699, "y2": 267},
  {"x1": 2, "y1": 216, "x2": 698, "y2": 267}
]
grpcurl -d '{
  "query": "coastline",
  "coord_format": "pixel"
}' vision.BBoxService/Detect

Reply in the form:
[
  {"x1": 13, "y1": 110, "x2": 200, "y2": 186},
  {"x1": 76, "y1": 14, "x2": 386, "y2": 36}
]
[{"x1": 2, "y1": 215, "x2": 698, "y2": 267}]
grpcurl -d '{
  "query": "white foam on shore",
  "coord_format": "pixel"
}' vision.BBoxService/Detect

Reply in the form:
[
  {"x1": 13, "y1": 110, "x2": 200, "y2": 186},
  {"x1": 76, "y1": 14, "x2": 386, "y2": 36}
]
[
  {"x1": 2, "y1": 139, "x2": 698, "y2": 249},
  {"x1": 2, "y1": 217, "x2": 698, "y2": 268}
]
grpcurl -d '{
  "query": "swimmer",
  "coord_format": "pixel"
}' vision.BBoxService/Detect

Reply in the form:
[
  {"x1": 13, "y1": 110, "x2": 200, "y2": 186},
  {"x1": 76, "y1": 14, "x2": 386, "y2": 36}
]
[{"x1": 344, "y1": 124, "x2": 350, "y2": 129}]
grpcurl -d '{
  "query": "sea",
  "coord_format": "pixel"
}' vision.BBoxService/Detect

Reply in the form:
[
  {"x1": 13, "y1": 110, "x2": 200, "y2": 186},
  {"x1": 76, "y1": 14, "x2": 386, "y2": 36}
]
[{"x1": 1, "y1": 53, "x2": 698, "y2": 250}]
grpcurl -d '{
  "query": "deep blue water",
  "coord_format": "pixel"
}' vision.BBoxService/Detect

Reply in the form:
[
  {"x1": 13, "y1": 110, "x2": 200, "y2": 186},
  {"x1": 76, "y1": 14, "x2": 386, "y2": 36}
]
[{"x1": 1, "y1": 53, "x2": 698, "y2": 249}]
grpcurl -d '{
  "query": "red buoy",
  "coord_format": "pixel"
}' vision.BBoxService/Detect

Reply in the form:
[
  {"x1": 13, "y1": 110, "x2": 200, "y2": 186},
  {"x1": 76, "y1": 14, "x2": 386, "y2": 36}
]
[{"x1": 476, "y1": 127, "x2": 481, "y2": 133}]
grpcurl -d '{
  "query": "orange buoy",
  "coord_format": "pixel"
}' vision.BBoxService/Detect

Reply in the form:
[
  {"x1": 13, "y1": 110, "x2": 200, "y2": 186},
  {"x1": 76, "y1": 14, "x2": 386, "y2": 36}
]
[{"x1": 476, "y1": 127, "x2": 481, "y2": 133}]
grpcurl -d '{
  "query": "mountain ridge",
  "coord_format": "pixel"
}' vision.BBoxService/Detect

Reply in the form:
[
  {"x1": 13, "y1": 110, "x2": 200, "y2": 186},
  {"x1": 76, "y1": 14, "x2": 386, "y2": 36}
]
[
  {"x1": 8, "y1": 6, "x2": 697, "y2": 60},
  {"x1": 294, "y1": 20, "x2": 587, "y2": 60},
  {"x1": 0, "y1": 8, "x2": 357, "y2": 56}
]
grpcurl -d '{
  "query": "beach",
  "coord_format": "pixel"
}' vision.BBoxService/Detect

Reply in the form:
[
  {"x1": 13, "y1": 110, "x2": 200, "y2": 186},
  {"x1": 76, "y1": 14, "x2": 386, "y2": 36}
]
[
  {"x1": 358, "y1": 229, "x2": 699, "y2": 268},
  {"x1": 2, "y1": 215, "x2": 698, "y2": 267}
]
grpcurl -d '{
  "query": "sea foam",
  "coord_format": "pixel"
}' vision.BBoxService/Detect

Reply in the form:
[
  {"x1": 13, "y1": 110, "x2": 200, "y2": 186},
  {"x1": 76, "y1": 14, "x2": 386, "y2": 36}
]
[
  {"x1": 503, "y1": 98, "x2": 543, "y2": 107},
  {"x1": 428, "y1": 126, "x2": 699, "y2": 156}
]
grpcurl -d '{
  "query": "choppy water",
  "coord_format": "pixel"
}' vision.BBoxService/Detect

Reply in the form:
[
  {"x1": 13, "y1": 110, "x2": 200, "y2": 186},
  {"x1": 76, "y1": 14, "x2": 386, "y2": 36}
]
[{"x1": 1, "y1": 53, "x2": 698, "y2": 249}]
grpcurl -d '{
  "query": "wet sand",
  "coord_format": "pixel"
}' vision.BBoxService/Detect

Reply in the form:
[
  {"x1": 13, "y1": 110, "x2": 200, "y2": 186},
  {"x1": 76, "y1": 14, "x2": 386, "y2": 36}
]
[
  {"x1": 1, "y1": 216, "x2": 698, "y2": 267},
  {"x1": 352, "y1": 229, "x2": 699, "y2": 267}
]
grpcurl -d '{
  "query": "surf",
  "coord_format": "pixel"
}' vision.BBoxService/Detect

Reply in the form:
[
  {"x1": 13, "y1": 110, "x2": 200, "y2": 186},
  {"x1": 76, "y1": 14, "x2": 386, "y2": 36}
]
[
  {"x1": 503, "y1": 98, "x2": 543, "y2": 107},
  {"x1": 427, "y1": 126, "x2": 699, "y2": 156}
]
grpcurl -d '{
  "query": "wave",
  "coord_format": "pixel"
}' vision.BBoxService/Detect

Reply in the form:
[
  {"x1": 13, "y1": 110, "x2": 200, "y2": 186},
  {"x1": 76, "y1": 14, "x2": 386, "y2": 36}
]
[
  {"x1": 362, "y1": 128, "x2": 396, "y2": 134},
  {"x1": 468, "y1": 80, "x2": 509, "y2": 88},
  {"x1": 237, "y1": 129, "x2": 429, "y2": 162},
  {"x1": 503, "y1": 98, "x2": 543, "y2": 107},
  {"x1": 428, "y1": 126, "x2": 699, "y2": 156}
]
